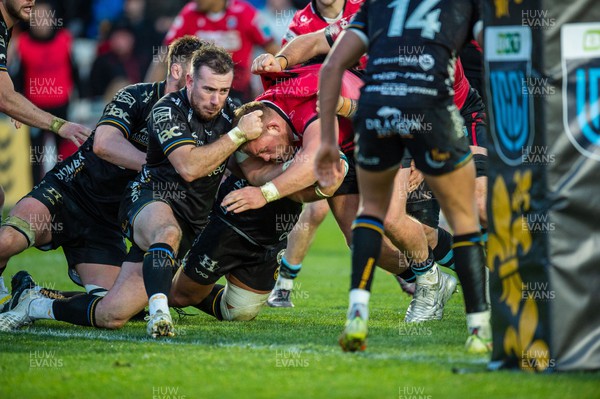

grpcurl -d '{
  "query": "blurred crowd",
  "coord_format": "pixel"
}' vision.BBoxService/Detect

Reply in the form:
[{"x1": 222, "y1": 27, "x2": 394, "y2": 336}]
[{"x1": 4, "y1": 0, "x2": 309, "y2": 183}]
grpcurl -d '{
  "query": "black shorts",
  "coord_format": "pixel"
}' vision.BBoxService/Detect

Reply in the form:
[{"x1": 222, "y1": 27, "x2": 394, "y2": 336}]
[
  {"x1": 182, "y1": 216, "x2": 284, "y2": 292},
  {"x1": 334, "y1": 153, "x2": 359, "y2": 196},
  {"x1": 354, "y1": 102, "x2": 472, "y2": 176},
  {"x1": 119, "y1": 181, "x2": 197, "y2": 260},
  {"x1": 25, "y1": 175, "x2": 126, "y2": 285},
  {"x1": 460, "y1": 88, "x2": 488, "y2": 149}
]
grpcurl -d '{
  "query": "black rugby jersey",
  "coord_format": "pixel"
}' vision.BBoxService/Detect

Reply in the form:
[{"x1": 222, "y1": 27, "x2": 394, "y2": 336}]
[
  {"x1": 0, "y1": 11, "x2": 10, "y2": 72},
  {"x1": 48, "y1": 81, "x2": 165, "y2": 226},
  {"x1": 141, "y1": 88, "x2": 236, "y2": 232},
  {"x1": 348, "y1": 0, "x2": 479, "y2": 105},
  {"x1": 214, "y1": 175, "x2": 303, "y2": 247}
]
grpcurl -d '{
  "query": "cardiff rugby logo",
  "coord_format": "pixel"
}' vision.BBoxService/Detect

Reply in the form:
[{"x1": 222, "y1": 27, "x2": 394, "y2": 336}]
[
  {"x1": 485, "y1": 26, "x2": 534, "y2": 166},
  {"x1": 562, "y1": 24, "x2": 600, "y2": 161}
]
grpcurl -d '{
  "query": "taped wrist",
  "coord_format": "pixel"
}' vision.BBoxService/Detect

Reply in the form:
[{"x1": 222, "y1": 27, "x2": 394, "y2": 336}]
[
  {"x1": 260, "y1": 181, "x2": 281, "y2": 203},
  {"x1": 50, "y1": 117, "x2": 66, "y2": 134},
  {"x1": 275, "y1": 54, "x2": 289, "y2": 70},
  {"x1": 228, "y1": 127, "x2": 247, "y2": 146},
  {"x1": 336, "y1": 98, "x2": 356, "y2": 118}
]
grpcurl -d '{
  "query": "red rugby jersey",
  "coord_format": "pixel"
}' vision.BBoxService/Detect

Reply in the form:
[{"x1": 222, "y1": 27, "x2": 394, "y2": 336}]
[
  {"x1": 164, "y1": 0, "x2": 274, "y2": 95},
  {"x1": 256, "y1": 64, "x2": 362, "y2": 153},
  {"x1": 282, "y1": 0, "x2": 363, "y2": 45},
  {"x1": 18, "y1": 30, "x2": 74, "y2": 108}
]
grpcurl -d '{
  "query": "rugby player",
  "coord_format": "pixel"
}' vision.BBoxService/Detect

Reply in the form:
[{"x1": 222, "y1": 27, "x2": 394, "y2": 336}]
[
  {"x1": 4, "y1": 36, "x2": 255, "y2": 334},
  {"x1": 169, "y1": 139, "x2": 346, "y2": 321},
  {"x1": 267, "y1": 0, "x2": 364, "y2": 309},
  {"x1": 146, "y1": 0, "x2": 278, "y2": 103},
  {"x1": 315, "y1": 0, "x2": 490, "y2": 353},
  {"x1": 221, "y1": 64, "x2": 458, "y2": 335},
  {"x1": 0, "y1": 106, "x2": 344, "y2": 333},
  {"x1": 253, "y1": 15, "x2": 489, "y2": 305},
  {"x1": 0, "y1": 36, "x2": 204, "y2": 311},
  {"x1": 115, "y1": 44, "x2": 263, "y2": 337},
  {"x1": 0, "y1": 0, "x2": 90, "y2": 305}
]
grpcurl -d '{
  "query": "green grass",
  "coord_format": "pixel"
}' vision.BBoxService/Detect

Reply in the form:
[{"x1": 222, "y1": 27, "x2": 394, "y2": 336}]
[{"x1": 0, "y1": 215, "x2": 597, "y2": 399}]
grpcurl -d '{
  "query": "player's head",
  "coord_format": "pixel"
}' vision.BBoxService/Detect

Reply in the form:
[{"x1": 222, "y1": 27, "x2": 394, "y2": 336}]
[
  {"x1": 2, "y1": 0, "x2": 35, "y2": 22},
  {"x1": 194, "y1": 0, "x2": 226, "y2": 14},
  {"x1": 167, "y1": 35, "x2": 205, "y2": 89},
  {"x1": 235, "y1": 101, "x2": 294, "y2": 162},
  {"x1": 316, "y1": 0, "x2": 342, "y2": 9},
  {"x1": 187, "y1": 45, "x2": 234, "y2": 121},
  {"x1": 28, "y1": 0, "x2": 52, "y2": 39}
]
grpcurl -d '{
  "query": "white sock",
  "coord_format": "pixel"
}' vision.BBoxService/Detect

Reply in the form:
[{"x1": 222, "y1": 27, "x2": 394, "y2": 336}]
[
  {"x1": 415, "y1": 264, "x2": 439, "y2": 285},
  {"x1": 0, "y1": 276, "x2": 7, "y2": 292},
  {"x1": 85, "y1": 284, "x2": 108, "y2": 297},
  {"x1": 275, "y1": 276, "x2": 294, "y2": 290},
  {"x1": 348, "y1": 289, "x2": 370, "y2": 320},
  {"x1": 466, "y1": 310, "x2": 491, "y2": 339},
  {"x1": 148, "y1": 293, "x2": 169, "y2": 316},
  {"x1": 29, "y1": 297, "x2": 55, "y2": 320}
]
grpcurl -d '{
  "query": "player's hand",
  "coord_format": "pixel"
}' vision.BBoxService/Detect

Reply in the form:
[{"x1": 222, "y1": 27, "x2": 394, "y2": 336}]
[
  {"x1": 221, "y1": 186, "x2": 267, "y2": 213},
  {"x1": 408, "y1": 161, "x2": 423, "y2": 192},
  {"x1": 57, "y1": 122, "x2": 91, "y2": 147},
  {"x1": 315, "y1": 144, "x2": 342, "y2": 188},
  {"x1": 10, "y1": 118, "x2": 22, "y2": 129},
  {"x1": 251, "y1": 53, "x2": 282, "y2": 74},
  {"x1": 237, "y1": 110, "x2": 264, "y2": 142}
]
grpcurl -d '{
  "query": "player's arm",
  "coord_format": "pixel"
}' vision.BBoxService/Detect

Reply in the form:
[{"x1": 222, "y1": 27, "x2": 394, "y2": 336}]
[
  {"x1": 93, "y1": 87, "x2": 147, "y2": 171},
  {"x1": 0, "y1": 72, "x2": 90, "y2": 145},
  {"x1": 235, "y1": 152, "x2": 287, "y2": 186},
  {"x1": 252, "y1": 28, "x2": 331, "y2": 73},
  {"x1": 221, "y1": 120, "x2": 344, "y2": 213},
  {"x1": 316, "y1": 30, "x2": 366, "y2": 187},
  {"x1": 168, "y1": 111, "x2": 264, "y2": 182},
  {"x1": 93, "y1": 125, "x2": 146, "y2": 171}
]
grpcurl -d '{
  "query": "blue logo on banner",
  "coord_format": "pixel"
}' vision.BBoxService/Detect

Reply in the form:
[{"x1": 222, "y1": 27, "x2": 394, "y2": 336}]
[
  {"x1": 489, "y1": 68, "x2": 531, "y2": 165},
  {"x1": 564, "y1": 64, "x2": 600, "y2": 161},
  {"x1": 575, "y1": 67, "x2": 600, "y2": 145}
]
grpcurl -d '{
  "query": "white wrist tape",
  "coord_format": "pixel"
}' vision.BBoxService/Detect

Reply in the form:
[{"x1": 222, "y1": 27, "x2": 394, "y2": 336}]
[
  {"x1": 228, "y1": 127, "x2": 247, "y2": 146},
  {"x1": 260, "y1": 181, "x2": 281, "y2": 203},
  {"x1": 314, "y1": 185, "x2": 333, "y2": 199}
]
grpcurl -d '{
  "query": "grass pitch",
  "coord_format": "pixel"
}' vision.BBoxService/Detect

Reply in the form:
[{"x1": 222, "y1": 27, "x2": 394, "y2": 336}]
[{"x1": 0, "y1": 215, "x2": 597, "y2": 399}]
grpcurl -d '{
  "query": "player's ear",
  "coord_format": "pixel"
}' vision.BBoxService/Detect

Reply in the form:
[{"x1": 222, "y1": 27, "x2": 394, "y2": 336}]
[
  {"x1": 265, "y1": 120, "x2": 280, "y2": 134},
  {"x1": 186, "y1": 72, "x2": 193, "y2": 90},
  {"x1": 170, "y1": 63, "x2": 181, "y2": 80}
]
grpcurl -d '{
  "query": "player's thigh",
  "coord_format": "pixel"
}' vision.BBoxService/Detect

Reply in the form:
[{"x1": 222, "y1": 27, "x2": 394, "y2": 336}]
[
  {"x1": 75, "y1": 263, "x2": 121, "y2": 291},
  {"x1": 94, "y1": 261, "x2": 146, "y2": 327},
  {"x1": 356, "y1": 166, "x2": 399, "y2": 218},
  {"x1": 131, "y1": 201, "x2": 182, "y2": 250}
]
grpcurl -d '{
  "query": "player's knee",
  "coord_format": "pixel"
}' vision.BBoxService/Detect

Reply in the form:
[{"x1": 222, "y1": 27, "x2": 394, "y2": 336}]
[
  {"x1": 98, "y1": 309, "x2": 129, "y2": 329},
  {"x1": 103, "y1": 317, "x2": 127, "y2": 330},
  {"x1": 219, "y1": 283, "x2": 269, "y2": 321},
  {"x1": 304, "y1": 202, "x2": 329, "y2": 225},
  {"x1": 0, "y1": 220, "x2": 33, "y2": 256},
  {"x1": 153, "y1": 224, "x2": 182, "y2": 247}
]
